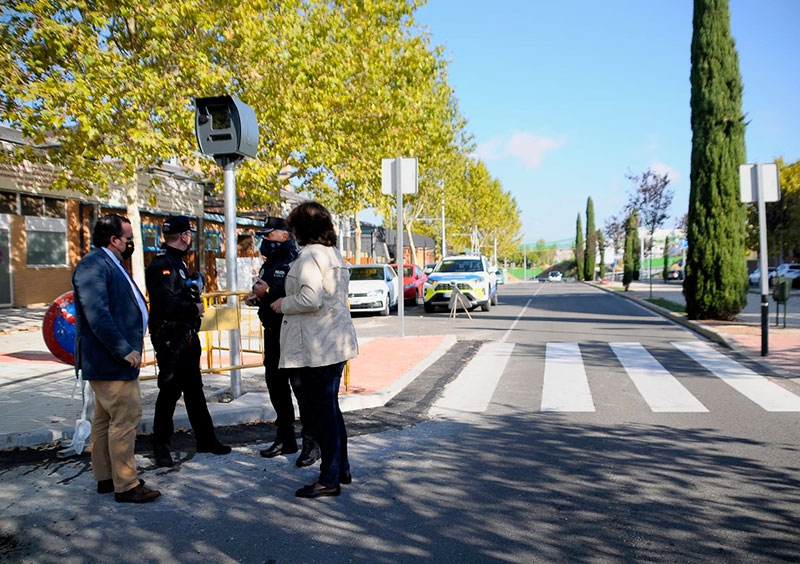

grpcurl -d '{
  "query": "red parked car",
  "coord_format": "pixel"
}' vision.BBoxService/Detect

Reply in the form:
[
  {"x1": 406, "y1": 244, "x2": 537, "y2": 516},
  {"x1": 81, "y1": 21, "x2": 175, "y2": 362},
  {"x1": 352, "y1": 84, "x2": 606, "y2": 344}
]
[{"x1": 390, "y1": 263, "x2": 427, "y2": 306}]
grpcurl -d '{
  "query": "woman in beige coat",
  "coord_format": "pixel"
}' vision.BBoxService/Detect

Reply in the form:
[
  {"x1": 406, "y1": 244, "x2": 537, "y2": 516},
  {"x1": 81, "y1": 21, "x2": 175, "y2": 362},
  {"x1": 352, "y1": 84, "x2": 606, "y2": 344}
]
[{"x1": 270, "y1": 201, "x2": 359, "y2": 498}]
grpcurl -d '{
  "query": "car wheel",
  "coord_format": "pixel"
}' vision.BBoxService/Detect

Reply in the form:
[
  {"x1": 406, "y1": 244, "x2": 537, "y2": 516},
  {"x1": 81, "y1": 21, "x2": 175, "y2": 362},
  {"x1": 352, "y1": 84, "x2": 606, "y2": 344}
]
[
  {"x1": 380, "y1": 299, "x2": 390, "y2": 316},
  {"x1": 491, "y1": 292, "x2": 498, "y2": 306},
  {"x1": 480, "y1": 299, "x2": 491, "y2": 312},
  {"x1": 424, "y1": 302, "x2": 435, "y2": 313}
]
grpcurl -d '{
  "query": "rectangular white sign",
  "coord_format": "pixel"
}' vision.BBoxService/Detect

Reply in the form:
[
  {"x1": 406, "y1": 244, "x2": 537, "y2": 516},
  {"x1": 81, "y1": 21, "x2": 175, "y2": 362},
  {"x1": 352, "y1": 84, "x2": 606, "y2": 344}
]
[
  {"x1": 381, "y1": 157, "x2": 418, "y2": 195},
  {"x1": 739, "y1": 163, "x2": 780, "y2": 203}
]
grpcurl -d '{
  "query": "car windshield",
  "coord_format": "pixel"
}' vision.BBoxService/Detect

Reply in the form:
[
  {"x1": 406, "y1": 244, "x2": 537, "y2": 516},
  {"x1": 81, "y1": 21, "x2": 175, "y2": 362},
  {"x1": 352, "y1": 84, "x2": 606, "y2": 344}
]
[
  {"x1": 403, "y1": 266, "x2": 414, "y2": 277},
  {"x1": 436, "y1": 260, "x2": 482, "y2": 273},
  {"x1": 349, "y1": 267, "x2": 384, "y2": 281}
]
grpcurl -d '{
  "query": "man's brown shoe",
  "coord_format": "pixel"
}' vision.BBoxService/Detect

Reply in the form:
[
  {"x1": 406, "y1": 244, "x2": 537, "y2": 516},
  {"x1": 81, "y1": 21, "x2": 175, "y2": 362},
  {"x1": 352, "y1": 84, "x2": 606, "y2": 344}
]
[
  {"x1": 115, "y1": 484, "x2": 161, "y2": 504},
  {"x1": 98, "y1": 479, "x2": 145, "y2": 494}
]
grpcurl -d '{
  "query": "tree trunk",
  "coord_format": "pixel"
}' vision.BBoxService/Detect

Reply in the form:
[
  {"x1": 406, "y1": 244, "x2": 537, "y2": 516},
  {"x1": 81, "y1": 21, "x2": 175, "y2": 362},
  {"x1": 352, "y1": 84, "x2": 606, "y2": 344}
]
[
  {"x1": 126, "y1": 176, "x2": 146, "y2": 291},
  {"x1": 353, "y1": 211, "x2": 362, "y2": 264}
]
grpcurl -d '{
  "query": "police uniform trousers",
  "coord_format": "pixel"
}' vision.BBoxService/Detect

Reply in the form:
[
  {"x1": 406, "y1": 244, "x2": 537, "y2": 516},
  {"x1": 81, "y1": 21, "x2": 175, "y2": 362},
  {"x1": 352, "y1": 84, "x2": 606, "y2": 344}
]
[
  {"x1": 90, "y1": 379, "x2": 143, "y2": 493},
  {"x1": 264, "y1": 326, "x2": 315, "y2": 445},
  {"x1": 151, "y1": 334, "x2": 218, "y2": 447}
]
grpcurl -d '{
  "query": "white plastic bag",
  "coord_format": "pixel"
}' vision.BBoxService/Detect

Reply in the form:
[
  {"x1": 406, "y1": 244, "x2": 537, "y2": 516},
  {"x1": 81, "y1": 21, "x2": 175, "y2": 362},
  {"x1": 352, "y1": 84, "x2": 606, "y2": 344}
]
[
  {"x1": 71, "y1": 379, "x2": 92, "y2": 454},
  {"x1": 72, "y1": 418, "x2": 91, "y2": 454}
]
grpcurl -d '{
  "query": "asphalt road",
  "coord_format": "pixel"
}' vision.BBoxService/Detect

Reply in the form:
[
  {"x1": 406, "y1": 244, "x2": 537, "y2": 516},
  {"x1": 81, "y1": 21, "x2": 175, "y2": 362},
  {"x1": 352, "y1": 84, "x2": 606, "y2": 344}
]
[{"x1": 2, "y1": 282, "x2": 799, "y2": 563}]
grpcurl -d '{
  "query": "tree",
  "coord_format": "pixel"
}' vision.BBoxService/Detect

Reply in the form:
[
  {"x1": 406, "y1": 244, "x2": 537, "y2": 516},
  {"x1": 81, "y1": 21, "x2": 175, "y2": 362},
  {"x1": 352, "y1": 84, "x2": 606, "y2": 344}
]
[
  {"x1": 597, "y1": 229, "x2": 606, "y2": 280},
  {"x1": 604, "y1": 214, "x2": 626, "y2": 280},
  {"x1": 684, "y1": 0, "x2": 748, "y2": 320},
  {"x1": 584, "y1": 197, "x2": 596, "y2": 281},
  {"x1": 623, "y1": 210, "x2": 639, "y2": 290},
  {"x1": 662, "y1": 234, "x2": 672, "y2": 282},
  {"x1": 745, "y1": 157, "x2": 800, "y2": 262},
  {"x1": 575, "y1": 214, "x2": 584, "y2": 280},
  {"x1": 0, "y1": 0, "x2": 232, "y2": 286},
  {"x1": 632, "y1": 223, "x2": 641, "y2": 281},
  {"x1": 625, "y1": 169, "x2": 674, "y2": 297}
]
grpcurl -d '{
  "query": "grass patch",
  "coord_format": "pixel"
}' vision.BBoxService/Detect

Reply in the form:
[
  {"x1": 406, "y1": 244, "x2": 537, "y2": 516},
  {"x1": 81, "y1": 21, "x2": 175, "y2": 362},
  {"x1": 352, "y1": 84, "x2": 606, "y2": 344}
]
[{"x1": 646, "y1": 298, "x2": 686, "y2": 314}]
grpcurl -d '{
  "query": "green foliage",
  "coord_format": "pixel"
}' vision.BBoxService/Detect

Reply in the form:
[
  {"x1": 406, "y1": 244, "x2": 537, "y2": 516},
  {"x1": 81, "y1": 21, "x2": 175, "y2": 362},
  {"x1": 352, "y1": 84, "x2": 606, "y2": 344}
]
[
  {"x1": 745, "y1": 157, "x2": 800, "y2": 261},
  {"x1": 597, "y1": 229, "x2": 606, "y2": 280},
  {"x1": 584, "y1": 197, "x2": 596, "y2": 281},
  {"x1": 623, "y1": 209, "x2": 638, "y2": 289},
  {"x1": 0, "y1": 0, "x2": 523, "y2": 253},
  {"x1": 662, "y1": 234, "x2": 671, "y2": 280},
  {"x1": 685, "y1": 0, "x2": 748, "y2": 320},
  {"x1": 575, "y1": 214, "x2": 584, "y2": 281}
]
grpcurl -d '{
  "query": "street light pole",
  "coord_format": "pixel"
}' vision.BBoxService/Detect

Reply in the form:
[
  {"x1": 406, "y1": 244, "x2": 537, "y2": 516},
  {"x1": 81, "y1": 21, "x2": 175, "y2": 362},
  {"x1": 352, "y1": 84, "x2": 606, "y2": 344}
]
[{"x1": 441, "y1": 193, "x2": 447, "y2": 258}]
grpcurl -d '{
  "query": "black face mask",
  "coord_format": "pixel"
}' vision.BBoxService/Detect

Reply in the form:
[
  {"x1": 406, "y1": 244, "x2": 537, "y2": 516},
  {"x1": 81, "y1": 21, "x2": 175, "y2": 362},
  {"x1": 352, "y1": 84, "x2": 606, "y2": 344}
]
[
  {"x1": 121, "y1": 240, "x2": 134, "y2": 260},
  {"x1": 260, "y1": 239, "x2": 282, "y2": 257}
]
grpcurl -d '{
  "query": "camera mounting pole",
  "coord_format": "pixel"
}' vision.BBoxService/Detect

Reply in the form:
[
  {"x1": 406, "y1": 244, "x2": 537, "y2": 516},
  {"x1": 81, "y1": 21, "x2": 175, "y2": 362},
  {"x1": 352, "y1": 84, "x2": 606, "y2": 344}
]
[{"x1": 195, "y1": 95, "x2": 259, "y2": 398}]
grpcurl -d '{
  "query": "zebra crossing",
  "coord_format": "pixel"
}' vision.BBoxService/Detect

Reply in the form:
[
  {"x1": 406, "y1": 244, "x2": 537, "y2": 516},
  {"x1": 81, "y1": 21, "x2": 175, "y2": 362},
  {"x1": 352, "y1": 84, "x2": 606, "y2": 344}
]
[{"x1": 431, "y1": 340, "x2": 800, "y2": 415}]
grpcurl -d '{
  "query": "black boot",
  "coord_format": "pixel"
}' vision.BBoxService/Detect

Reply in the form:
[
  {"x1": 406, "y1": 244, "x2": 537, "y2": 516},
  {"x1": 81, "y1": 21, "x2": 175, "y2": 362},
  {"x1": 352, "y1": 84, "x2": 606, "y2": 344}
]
[
  {"x1": 197, "y1": 439, "x2": 232, "y2": 455},
  {"x1": 295, "y1": 439, "x2": 320, "y2": 468},
  {"x1": 152, "y1": 440, "x2": 173, "y2": 468}
]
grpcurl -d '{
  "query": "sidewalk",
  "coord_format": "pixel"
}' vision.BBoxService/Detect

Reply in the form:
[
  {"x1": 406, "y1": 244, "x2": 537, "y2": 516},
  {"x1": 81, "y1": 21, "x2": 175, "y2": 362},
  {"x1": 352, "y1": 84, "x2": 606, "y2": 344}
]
[
  {"x1": 0, "y1": 306, "x2": 456, "y2": 450},
  {"x1": 601, "y1": 280, "x2": 799, "y2": 381}
]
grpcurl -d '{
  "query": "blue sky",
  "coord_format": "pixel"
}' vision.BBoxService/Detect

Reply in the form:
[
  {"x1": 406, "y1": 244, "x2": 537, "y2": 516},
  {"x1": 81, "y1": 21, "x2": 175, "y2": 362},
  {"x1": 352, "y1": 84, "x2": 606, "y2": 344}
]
[{"x1": 413, "y1": 0, "x2": 800, "y2": 245}]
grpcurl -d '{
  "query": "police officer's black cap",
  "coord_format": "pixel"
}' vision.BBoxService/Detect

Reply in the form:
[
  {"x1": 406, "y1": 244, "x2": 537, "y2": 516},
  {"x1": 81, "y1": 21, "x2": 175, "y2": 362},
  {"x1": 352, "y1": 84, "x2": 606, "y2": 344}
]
[
  {"x1": 163, "y1": 215, "x2": 196, "y2": 234},
  {"x1": 256, "y1": 216, "x2": 289, "y2": 235}
]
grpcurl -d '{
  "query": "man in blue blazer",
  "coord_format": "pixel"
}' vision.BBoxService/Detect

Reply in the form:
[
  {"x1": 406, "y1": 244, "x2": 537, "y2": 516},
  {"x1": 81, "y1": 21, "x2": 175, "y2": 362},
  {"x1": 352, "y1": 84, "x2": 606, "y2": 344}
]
[{"x1": 72, "y1": 214, "x2": 161, "y2": 504}]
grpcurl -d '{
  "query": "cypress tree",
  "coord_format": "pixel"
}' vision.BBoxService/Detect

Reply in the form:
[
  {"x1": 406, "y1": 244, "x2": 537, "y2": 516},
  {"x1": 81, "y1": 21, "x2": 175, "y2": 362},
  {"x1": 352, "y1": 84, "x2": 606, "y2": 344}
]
[
  {"x1": 623, "y1": 210, "x2": 638, "y2": 290},
  {"x1": 662, "y1": 234, "x2": 671, "y2": 282},
  {"x1": 632, "y1": 222, "x2": 641, "y2": 281},
  {"x1": 575, "y1": 214, "x2": 585, "y2": 280},
  {"x1": 597, "y1": 230, "x2": 606, "y2": 280},
  {"x1": 584, "y1": 197, "x2": 597, "y2": 281},
  {"x1": 685, "y1": 0, "x2": 748, "y2": 319}
]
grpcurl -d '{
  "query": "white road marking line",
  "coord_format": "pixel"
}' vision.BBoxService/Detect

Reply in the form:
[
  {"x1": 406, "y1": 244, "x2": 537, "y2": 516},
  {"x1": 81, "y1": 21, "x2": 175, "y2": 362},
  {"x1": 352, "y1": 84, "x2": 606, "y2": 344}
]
[
  {"x1": 501, "y1": 297, "x2": 532, "y2": 344},
  {"x1": 430, "y1": 341, "x2": 514, "y2": 415},
  {"x1": 541, "y1": 342, "x2": 595, "y2": 412},
  {"x1": 674, "y1": 341, "x2": 800, "y2": 412},
  {"x1": 610, "y1": 342, "x2": 708, "y2": 412}
]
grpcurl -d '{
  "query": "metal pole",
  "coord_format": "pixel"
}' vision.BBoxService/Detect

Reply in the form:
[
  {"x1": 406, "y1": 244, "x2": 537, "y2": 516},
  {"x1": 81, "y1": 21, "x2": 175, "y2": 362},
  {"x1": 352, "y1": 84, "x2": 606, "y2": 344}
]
[
  {"x1": 441, "y1": 192, "x2": 446, "y2": 258},
  {"x1": 222, "y1": 159, "x2": 242, "y2": 396},
  {"x1": 395, "y1": 157, "x2": 404, "y2": 338},
  {"x1": 756, "y1": 164, "x2": 769, "y2": 356}
]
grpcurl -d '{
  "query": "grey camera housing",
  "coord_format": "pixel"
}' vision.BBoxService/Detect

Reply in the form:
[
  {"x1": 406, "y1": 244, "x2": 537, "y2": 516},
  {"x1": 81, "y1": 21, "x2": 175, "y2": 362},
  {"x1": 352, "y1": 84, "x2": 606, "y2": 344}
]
[{"x1": 195, "y1": 95, "x2": 259, "y2": 159}]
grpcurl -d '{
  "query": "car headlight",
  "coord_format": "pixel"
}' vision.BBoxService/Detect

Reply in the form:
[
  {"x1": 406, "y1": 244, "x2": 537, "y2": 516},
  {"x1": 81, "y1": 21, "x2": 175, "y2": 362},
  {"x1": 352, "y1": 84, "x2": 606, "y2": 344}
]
[{"x1": 366, "y1": 289, "x2": 385, "y2": 297}]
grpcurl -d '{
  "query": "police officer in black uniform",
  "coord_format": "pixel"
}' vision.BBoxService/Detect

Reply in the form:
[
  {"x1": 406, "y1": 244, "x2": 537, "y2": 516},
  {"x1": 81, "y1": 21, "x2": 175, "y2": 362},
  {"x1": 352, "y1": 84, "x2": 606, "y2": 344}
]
[
  {"x1": 245, "y1": 216, "x2": 320, "y2": 467},
  {"x1": 146, "y1": 215, "x2": 231, "y2": 467}
]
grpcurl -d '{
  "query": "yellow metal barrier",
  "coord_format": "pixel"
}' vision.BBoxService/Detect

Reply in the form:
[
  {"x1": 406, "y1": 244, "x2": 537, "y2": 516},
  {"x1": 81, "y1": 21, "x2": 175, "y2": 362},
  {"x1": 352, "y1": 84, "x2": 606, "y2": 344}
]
[
  {"x1": 199, "y1": 290, "x2": 263, "y2": 375},
  {"x1": 141, "y1": 290, "x2": 351, "y2": 392}
]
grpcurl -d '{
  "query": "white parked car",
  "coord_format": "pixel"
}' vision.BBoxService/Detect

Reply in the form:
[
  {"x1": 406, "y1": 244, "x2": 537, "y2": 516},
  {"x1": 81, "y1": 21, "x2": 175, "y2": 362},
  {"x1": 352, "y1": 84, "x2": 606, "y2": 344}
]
[
  {"x1": 548, "y1": 271, "x2": 563, "y2": 282},
  {"x1": 347, "y1": 264, "x2": 399, "y2": 316}
]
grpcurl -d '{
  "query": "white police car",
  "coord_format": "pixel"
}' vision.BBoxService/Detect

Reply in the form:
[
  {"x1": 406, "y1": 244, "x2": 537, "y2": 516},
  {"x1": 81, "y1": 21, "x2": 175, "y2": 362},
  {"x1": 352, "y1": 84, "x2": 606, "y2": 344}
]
[{"x1": 422, "y1": 255, "x2": 498, "y2": 313}]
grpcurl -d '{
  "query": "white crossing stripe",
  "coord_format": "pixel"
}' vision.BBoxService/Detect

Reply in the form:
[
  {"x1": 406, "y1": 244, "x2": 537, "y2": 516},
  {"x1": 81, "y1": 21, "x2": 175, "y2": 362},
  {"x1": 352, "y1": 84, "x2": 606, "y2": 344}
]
[
  {"x1": 610, "y1": 343, "x2": 708, "y2": 412},
  {"x1": 541, "y1": 342, "x2": 595, "y2": 412},
  {"x1": 430, "y1": 341, "x2": 514, "y2": 415},
  {"x1": 674, "y1": 341, "x2": 800, "y2": 412}
]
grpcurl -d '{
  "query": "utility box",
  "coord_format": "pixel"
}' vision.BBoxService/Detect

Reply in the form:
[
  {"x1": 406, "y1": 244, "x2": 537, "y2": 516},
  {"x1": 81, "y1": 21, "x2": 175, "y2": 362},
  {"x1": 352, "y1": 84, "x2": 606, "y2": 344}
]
[
  {"x1": 195, "y1": 95, "x2": 259, "y2": 159},
  {"x1": 773, "y1": 277, "x2": 791, "y2": 304}
]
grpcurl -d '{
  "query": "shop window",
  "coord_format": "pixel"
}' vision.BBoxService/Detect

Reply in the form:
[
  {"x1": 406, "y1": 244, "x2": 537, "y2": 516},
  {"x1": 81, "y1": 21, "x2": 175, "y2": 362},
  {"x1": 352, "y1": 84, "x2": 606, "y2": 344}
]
[
  {"x1": 205, "y1": 230, "x2": 222, "y2": 251},
  {"x1": 44, "y1": 198, "x2": 66, "y2": 218},
  {"x1": 20, "y1": 195, "x2": 65, "y2": 218},
  {"x1": 142, "y1": 224, "x2": 161, "y2": 251},
  {"x1": 26, "y1": 217, "x2": 67, "y2": 266},
  {"x1": 0, "y1": 192, "x2": 17, "y2": 214}
]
